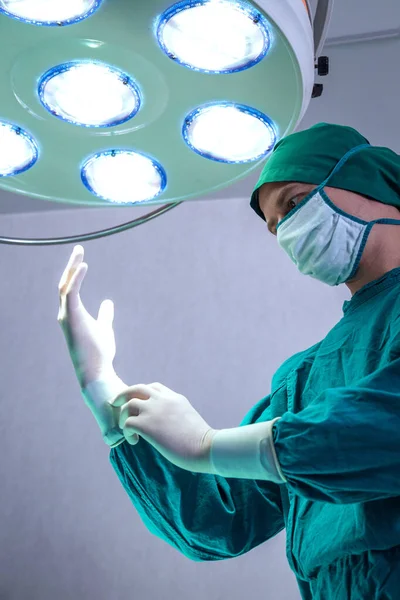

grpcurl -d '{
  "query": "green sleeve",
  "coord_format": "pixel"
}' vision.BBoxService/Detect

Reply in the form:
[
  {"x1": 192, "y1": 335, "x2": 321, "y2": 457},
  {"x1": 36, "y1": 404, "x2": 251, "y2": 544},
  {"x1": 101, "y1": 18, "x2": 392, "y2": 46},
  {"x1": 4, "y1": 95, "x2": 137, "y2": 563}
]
[
  {"x1": 109, "y1": 397, "x2": 284, "y2": 562},
  {"x1": 273, "y1": 351, "x2": 400, "y2": 504}
]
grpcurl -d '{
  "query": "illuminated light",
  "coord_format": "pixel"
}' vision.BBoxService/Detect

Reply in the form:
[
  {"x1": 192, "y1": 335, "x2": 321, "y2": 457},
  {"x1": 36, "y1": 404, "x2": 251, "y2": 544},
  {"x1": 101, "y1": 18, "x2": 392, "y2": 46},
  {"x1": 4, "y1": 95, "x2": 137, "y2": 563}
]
[
  {"x1": 0, "y1": 0, "x2": 102, "y2": 26},
  {"x1": 81, "y1": 150, "x2": 167, "y2": 203},
  {"x1": 183, "y1": 103, "x2": 276, "y2": 163},
  {"x1": 38, "y1": 61, "x2": 141, "y2": 128},
  {"x1": 0, "y1": 121, "x2": 38, "y2": 177},
  {"x1": 156, "y1": 0, "x2": 270, "y2": 73}
]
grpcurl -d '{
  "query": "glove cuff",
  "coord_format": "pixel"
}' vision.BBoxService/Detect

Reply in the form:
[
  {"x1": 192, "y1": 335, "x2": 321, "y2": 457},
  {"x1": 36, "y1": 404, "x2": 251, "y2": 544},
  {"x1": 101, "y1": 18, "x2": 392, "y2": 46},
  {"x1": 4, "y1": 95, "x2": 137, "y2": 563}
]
[
  {"x1": 209, "y1": 419, "x2": 286, "y2": 483},
  {"x1": 82, "y1": 376, "x2": 127, "y2": 448}
]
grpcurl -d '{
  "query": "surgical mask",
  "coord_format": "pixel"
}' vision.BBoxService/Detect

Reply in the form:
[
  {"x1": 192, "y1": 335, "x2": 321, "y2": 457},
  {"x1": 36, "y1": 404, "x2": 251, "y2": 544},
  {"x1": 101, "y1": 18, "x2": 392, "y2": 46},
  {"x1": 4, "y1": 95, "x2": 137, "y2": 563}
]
[{"x1": 276, "y1": 145, "x2": 400, "y2": 287}]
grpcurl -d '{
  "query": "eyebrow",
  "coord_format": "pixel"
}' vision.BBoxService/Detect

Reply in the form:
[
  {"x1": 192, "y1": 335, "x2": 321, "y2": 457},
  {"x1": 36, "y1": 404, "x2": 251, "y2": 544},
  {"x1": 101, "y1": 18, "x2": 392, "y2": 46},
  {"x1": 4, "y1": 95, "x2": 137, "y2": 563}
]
[
  {"x1": 263, "y1": 184, "x2": 299, "y2": 233},
  {"x1": 275, "y1": 183, "x2": 298, "y2": 207},
  {"x1": 262, "y1": 183, "x2": 297, "y2": 216}
]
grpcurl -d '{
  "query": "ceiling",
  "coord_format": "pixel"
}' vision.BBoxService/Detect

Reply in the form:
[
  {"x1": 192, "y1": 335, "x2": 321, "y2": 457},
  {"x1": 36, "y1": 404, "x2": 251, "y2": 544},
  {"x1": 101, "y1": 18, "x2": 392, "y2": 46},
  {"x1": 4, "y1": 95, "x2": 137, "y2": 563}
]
[{"x1": 0, "y1": 0, "x2": 399, "y2": 216}]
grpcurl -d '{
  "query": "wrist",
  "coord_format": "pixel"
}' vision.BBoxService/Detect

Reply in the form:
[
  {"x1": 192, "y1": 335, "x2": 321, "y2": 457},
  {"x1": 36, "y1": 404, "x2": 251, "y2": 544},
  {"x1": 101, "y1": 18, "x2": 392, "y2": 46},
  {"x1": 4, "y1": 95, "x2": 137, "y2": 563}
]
[
  {"x1": 194, "y1": 427, "x2": 218, "y2": 472},
  {"x1": 209, "y1": 419, "x2": 286, "y2": 483},
  {"x1": 81, "y1": 367, "x2": 123, "y2": 390},
  {"x1": 81, "y1": 374, "x2": 128, "y2": 448}
]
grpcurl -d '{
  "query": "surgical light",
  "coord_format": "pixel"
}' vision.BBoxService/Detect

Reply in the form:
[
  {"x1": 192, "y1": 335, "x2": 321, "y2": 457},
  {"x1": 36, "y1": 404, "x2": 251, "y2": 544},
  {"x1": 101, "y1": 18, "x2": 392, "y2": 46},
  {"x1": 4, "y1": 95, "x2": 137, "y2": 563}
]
[
  {"x1": 157, "y1": 0, "x2": 270, "y2": 73},
  {"x1": 0, "y1": 0, "x2": 102, "y2": 26},
  {"x1": 0, "y1": 0, "x2": 334, "y2": 245},
  {"x1": 38, "y1": 62, "x2": 141, "y2": 128},
  {"x1": 0, "y1": 121, "x2": 38, "y2": 177},
  {"x1": 183, "y1": 103, "x2": 276, "y2": 163},
  {"x1": 81, "y1": 150, "x2": 167, "y2": 204}
]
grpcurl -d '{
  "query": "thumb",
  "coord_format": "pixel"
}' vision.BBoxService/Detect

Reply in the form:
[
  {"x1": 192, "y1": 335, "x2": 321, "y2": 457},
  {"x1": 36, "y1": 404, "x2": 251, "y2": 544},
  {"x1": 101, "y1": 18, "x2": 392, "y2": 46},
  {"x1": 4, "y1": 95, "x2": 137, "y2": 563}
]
[{"x1": 98, "y1": 299, "x2": 114, "y2": 325}]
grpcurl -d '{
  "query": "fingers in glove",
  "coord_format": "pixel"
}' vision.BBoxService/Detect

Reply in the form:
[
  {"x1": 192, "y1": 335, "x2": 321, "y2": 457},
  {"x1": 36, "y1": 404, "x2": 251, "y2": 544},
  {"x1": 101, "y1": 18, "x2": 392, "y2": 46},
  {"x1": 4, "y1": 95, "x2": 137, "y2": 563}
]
[
  {"x1": 123, "y1": 415, "x2": 143, "y2": 445},
  {"x1": 126, "y1": 432, "x2": 140, "y2": 446},
  {"x1": 68, "y1": 262, "x2": 88, "y2": 298},
  {"x1": 58, "y1": 245, "x2": 84, "y2": 294},
  {"x1": 119, "y1": 397, "x2": 147, "y2": 429},
  {"x1": 58, "y1": 262, "x2": 88, "y2": 320},
  {"x1": 58, "y1": 245, "x2": 88, "y2": 318},
  {"x1": 109, "y1": 384, "x2": 153, "y2": 408},
  {"x1": 148, "y1": 382, "x2": 168, "y2": 392}
]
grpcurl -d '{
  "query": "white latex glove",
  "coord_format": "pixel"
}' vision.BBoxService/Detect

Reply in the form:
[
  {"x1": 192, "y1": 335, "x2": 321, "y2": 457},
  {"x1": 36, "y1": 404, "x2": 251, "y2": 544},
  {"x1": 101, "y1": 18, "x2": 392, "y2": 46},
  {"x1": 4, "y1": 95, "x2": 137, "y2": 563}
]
[
  {"x1": 110, "y1": 382, "x2": 216, "y2": 471},
  {"x1": 111, "y1": 382, "x2": 286, "y2": 482},
  {"x1": 58, "y1": 245, "x2": 129, "y2": 447},
  {"x1": 58, "y1": 245, "x2": 117, "y2": 387}
]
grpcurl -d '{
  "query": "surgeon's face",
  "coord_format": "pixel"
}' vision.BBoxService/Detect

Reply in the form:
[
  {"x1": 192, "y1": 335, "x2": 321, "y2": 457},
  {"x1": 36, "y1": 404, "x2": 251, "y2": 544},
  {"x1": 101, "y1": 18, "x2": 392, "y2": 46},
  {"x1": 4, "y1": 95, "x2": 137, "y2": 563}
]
[
  {"x1": 257, "y1": 181, "x2": 314, "y2": 235},
  {"x1": 258, "y1": 181, "x2": 400, "y2": 294},
  {"x1": 258, "y1": 181, "x2": 399, "y2": 235}
]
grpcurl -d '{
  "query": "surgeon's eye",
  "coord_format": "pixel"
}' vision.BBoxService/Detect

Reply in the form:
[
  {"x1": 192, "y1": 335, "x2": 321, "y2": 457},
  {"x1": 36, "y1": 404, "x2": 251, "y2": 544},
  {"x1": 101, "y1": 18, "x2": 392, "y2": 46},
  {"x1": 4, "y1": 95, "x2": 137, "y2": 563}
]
[{"x1": 287, "y1": 197, "x2": 298, "y2": 212}]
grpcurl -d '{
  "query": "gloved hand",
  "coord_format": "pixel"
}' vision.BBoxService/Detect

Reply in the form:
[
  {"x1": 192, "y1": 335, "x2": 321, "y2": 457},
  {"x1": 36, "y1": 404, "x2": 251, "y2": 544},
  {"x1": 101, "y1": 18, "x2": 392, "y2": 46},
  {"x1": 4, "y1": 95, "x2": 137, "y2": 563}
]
[
  {"x1": 58, "y1": 245, "x2": 129, "y2": 447},
  {"x1": 110, "y1": 382, "x2": 216, "y2": 470},
  {"x1": 111, "y1": 382, "x2": 286, "y2": 482},
  {"x1": 58, "y1": 244, "x2": 117, "y2": 387}
]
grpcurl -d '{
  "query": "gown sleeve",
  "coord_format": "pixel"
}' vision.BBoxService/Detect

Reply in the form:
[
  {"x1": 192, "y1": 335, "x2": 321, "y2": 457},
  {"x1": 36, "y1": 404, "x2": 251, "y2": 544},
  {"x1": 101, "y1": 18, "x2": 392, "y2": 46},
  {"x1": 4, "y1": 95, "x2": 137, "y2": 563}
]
[
  {"x1": 109, "y1": 396, "x2": 284, "y2": 561},
  {"x1": 273, "y1": 319, "x2": 400, "y2": 503}
]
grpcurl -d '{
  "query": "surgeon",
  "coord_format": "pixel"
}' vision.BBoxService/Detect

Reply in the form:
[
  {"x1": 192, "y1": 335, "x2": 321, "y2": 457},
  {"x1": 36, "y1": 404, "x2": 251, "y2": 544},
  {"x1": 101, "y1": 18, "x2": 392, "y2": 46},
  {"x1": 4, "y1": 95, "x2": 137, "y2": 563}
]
[{"x1": 58, "y1": 123, "x2": 400, "y2": 599}]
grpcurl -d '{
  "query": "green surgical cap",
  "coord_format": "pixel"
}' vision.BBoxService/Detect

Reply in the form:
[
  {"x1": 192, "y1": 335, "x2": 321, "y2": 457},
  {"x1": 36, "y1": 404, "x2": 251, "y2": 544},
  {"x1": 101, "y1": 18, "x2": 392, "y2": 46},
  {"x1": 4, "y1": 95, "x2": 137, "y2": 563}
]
[{"x1": 250, "y1": 122, "x2": 400, "y2": 221}]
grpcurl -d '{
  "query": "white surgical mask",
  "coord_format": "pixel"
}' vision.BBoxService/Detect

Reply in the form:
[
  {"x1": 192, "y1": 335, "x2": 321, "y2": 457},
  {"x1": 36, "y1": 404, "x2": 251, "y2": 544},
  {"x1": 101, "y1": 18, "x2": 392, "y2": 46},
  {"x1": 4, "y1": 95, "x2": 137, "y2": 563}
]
[
  {"x1": 277, "y1": 189, "x2": 371, "y2": 286},
  {"x1": 276, "y1": 145, "x2": 400, "y2": 286}
]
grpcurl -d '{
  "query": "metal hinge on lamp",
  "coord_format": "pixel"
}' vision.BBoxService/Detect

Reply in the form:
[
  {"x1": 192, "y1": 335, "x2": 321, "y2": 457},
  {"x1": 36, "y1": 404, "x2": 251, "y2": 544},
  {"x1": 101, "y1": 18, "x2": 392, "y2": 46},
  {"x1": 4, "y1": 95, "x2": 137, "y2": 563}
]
[{"x1": 312, "y1": 55, "x2": 330, "y2": 97}]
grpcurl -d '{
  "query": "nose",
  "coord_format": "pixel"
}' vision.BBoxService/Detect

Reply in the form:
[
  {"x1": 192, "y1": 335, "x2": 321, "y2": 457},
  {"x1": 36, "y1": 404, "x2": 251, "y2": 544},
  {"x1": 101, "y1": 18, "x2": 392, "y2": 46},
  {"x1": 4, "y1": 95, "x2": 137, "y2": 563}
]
[{"x1": 268, "y1": 221, "x2": 277, "y2": 236}]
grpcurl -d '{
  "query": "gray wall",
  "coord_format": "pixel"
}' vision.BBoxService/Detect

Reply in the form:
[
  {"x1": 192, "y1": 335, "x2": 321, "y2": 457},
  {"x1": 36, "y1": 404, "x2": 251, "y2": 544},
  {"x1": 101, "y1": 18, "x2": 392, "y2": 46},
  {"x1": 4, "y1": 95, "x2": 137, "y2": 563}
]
[{"x1": 1, "y1": 33, "x2": 400, "y2": 600}]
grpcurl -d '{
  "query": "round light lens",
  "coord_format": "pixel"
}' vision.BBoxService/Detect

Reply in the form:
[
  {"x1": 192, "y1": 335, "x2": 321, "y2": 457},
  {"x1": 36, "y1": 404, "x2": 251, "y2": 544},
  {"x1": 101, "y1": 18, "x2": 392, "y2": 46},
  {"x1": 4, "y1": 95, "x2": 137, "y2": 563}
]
[
  {"x1": 0, "y1": 121, "x2": 38, "y2": 177},
  {"x1": 157, "y1": 0, "x2": 270, "y2": 73},
  {"x1": 183, "y1": 103, "x2": 276, "y2": 163},
  {"x1": 38, "y1": 61, "x2": 141, "y2": 128},
  {"x1": 0, "y1": 0, "x2": 102, "y2": 25},
  {"x1": 81, "y1": 150, "x2": 167, "y2": 204}
]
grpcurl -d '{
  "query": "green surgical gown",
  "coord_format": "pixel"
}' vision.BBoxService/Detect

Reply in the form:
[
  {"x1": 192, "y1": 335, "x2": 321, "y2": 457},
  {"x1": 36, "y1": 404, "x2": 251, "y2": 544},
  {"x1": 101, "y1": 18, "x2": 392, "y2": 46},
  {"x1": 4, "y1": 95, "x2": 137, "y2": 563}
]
[{"x1": 110, "y1": 267, "x2": 400, "y2": 600}]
